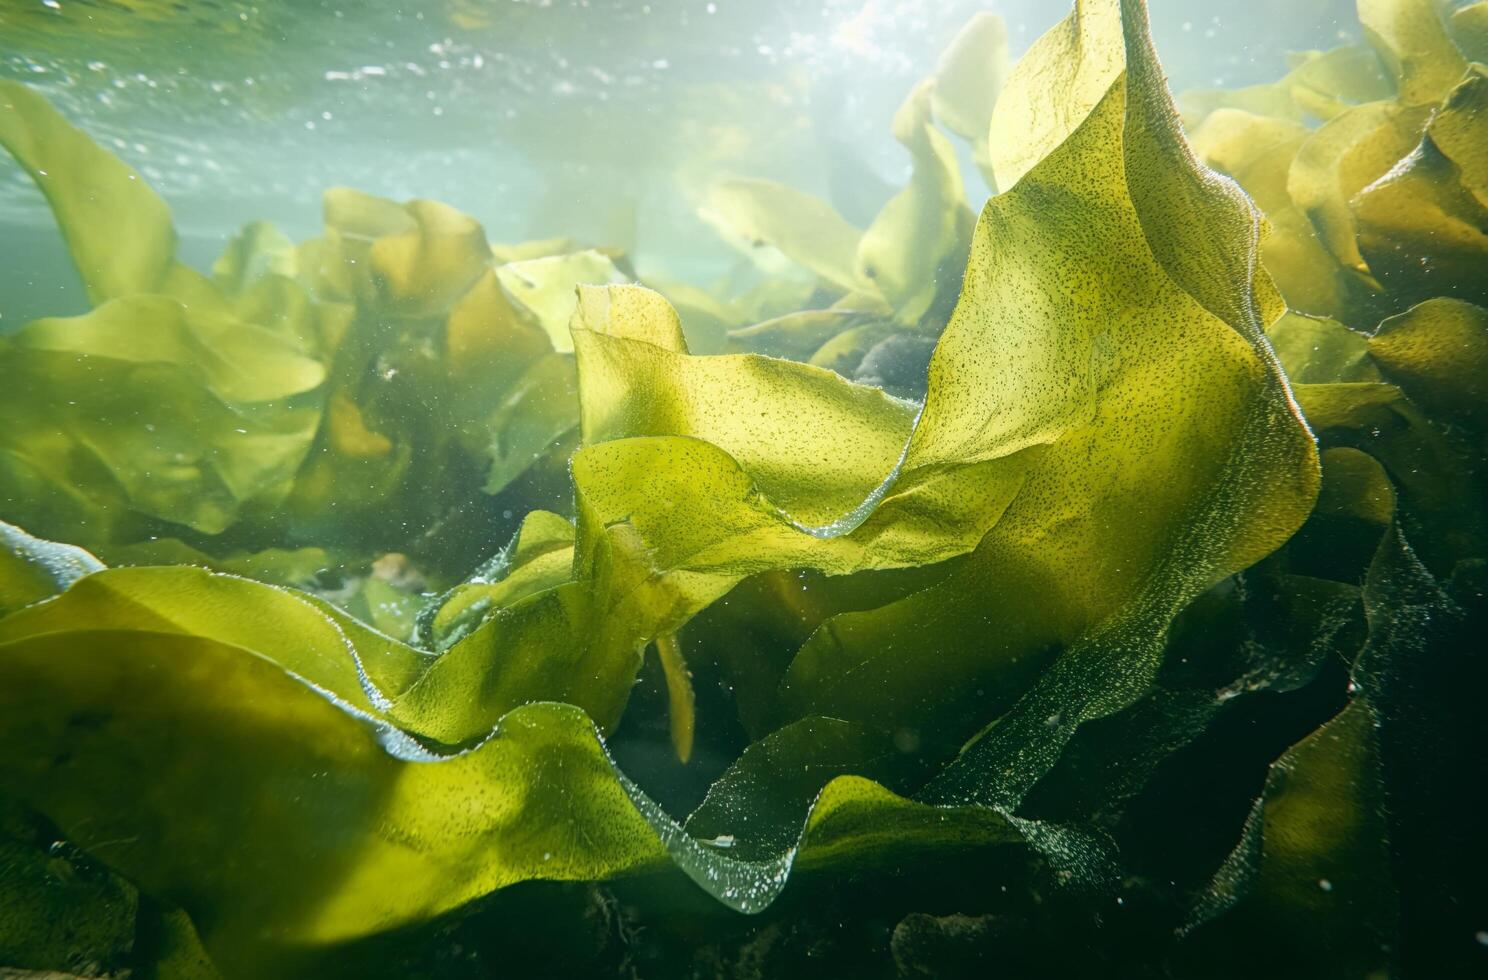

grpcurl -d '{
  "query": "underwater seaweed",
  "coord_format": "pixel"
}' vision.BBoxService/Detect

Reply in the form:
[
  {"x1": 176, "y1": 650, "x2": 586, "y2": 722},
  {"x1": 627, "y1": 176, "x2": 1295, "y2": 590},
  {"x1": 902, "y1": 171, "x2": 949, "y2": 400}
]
[{"x1": 1, "y1": 0, "x2": 1486, "y2": 977}]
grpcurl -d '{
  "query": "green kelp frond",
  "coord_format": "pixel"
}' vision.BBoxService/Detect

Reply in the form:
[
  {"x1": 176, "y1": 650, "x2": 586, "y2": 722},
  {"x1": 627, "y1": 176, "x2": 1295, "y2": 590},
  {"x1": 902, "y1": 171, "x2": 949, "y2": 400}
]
[
  {"x1": 0, "y1": 542, "x2": 1055, "y2": 976},
  {"x1": 1188, "y1": 0, "x2": 1488, "y2": 328},
  {"x1": 0, "y1": 86, "x2": 605, "y2": 581},
  {"x1": 701, "y1": 14, "x2": 1000, "y2": 334}
]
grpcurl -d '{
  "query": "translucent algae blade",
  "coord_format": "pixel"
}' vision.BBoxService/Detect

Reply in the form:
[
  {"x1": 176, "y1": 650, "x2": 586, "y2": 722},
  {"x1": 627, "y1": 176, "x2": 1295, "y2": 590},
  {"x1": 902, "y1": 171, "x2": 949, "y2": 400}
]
[
  {"x1": 0, "y1": 80, "x2": 178, "y2": 304},
  {"x1": 704, "y1": 179, "x2": 866, "y2": 294},
  {"x1": 800, "y1": 0, "x2": 1319, "y2": 788},
  {"x1": 930, "y1": 12, "x2": 1010, "y2": 189},
  {"x1": 388, "y1": 0, "x2": 1317, "y2": 766},
  {"x1": 0, "y1": 610, "x2": 1034, "y2": 977}
]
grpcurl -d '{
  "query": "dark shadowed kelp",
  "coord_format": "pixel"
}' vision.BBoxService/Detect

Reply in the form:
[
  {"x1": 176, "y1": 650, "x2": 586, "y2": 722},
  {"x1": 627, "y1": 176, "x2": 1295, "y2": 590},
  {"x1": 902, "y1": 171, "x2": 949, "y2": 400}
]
[{"x1": 2, "y1": 0, "x2": 1486, "y2": 977}]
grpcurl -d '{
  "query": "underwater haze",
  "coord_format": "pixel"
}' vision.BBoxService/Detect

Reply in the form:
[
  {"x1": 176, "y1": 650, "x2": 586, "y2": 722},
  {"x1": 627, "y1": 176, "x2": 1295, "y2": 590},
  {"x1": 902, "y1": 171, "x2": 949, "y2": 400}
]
[
  {"x1": 2, "y1": 0, "x2": 1487, "y2": 978},
  {"x1": 1, "y1": 0, "x2": 1359, "y2": 318}
]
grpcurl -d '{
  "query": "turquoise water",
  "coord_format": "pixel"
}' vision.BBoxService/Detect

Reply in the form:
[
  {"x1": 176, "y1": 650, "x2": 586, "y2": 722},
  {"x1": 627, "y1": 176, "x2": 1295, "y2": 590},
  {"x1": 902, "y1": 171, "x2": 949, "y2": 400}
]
[{"x1": 2, "y1": 0, "x2": 1356, "y2": 318}]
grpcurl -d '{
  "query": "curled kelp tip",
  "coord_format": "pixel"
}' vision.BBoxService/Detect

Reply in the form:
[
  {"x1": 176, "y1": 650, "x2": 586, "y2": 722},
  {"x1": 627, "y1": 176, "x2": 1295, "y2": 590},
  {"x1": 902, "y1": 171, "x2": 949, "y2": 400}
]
[{"x1": 0, "y1": 519, "x2": 105, "y2": 618}]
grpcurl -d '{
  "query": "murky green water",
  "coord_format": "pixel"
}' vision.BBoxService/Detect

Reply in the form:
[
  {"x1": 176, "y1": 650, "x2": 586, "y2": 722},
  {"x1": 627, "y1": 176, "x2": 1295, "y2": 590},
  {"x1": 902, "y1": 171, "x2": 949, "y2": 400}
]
[{"x1": 1, "y1": 1, "x2": 1485, "y2": 977}]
